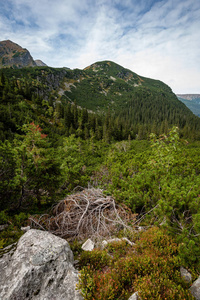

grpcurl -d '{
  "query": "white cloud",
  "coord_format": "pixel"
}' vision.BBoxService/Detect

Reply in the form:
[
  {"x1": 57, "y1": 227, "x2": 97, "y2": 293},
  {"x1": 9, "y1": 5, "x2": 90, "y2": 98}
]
[{"x1": 0, "y1": 0, "x2": 199, "y2": 93}]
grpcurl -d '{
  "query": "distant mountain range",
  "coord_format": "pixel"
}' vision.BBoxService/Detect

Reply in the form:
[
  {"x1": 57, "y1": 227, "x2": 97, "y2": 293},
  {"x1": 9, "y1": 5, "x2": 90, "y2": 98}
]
[
  {"x1": 177, "y1": 94, "x2": 200, "y2": 116},
  {"x1": 0, "y1": 40, "x2": 198, "y2": 117},
  {"x1": 1, "y1": 39, "x2": 200, "y2": 140},
  {"x1": 0, "y1": 40, "x2": 46, "y2": 68}
]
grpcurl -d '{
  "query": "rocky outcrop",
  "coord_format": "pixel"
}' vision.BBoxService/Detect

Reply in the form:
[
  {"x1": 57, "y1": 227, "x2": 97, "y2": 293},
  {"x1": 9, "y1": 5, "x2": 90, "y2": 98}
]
[
  {"x1": 0, "y1": 40, "x2": 36, "y2": 68},
  {"x1": 0, "y1": 229, "x2": 83, "y2": 300},
  {"x1": 35, "y1": 59, "x2": 47, "y2": 67},
  {"x1": 0, "y1": 40, "x2": 48, "y2": 68}
]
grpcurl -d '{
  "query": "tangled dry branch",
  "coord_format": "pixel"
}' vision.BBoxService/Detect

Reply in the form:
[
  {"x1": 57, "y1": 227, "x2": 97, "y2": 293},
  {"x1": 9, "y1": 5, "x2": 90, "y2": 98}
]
[{"x1": 29, "y1": 188, "x2": 136, "y2": 241}]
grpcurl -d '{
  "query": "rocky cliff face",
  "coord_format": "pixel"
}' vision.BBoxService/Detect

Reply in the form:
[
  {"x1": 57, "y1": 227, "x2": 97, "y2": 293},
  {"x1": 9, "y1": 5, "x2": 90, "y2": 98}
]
[{"x1": 0, "y1": 40, "x2": 46, "y2": 68}]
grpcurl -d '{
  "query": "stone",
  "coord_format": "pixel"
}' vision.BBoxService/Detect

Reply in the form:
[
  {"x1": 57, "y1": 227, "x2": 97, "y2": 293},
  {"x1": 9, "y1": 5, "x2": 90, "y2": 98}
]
[
  {"x1": 101, "y1": 237, "x2": 135, "y2": 248},
  {"x1": 21, "y1": 225, "x2": 31, "y2": 232},
  {"x1": 81, "y1": 238, "x2": 95, "y2": 251},
  {"x1": 0, "y1": 229, "x2": 83, "y2": 300},
  {"x1": 128, "y1": 291, "x2": 142, "y2": 300},
  {"x1": 190, "y1": 276, "x2": 200, "y2": 300},
  {"x1": 180, "y1": 266, "x2": 192, "y2": 283}
]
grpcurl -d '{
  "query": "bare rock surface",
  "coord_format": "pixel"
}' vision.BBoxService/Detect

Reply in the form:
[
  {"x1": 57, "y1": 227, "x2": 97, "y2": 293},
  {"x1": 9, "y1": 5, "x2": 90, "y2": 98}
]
[
  {"x1": 190, "y1": 276, "x2": 200, "y2": 300},
  {"x1": 128, "y1": 291, "x2": 142, "y2": 300},
  {"x1": 81, "y1": 238, "x2": 95, "y2": 251},
  {"x1": 0, "y1": 229, "x2": 83, "y2": 300}
]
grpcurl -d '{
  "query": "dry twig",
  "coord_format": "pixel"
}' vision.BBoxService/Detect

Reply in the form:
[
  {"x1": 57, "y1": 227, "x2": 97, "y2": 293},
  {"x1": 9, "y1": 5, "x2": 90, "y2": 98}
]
[{"x1": 30, "y1": 188, "x2": 136, "y2": 241}]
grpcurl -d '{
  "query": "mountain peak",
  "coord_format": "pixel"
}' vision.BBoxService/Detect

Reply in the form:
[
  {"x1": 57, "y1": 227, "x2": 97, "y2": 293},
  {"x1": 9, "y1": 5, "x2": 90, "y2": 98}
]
[
  {"x1": 84, "y1": 60, "x2": 140, "y2": 84},
  {"x1": 0, "y1": 40, "x2": 22, "y2": 50},
  {"x1": 0, "y1": 40, "x2": 47, "y2": 69}
]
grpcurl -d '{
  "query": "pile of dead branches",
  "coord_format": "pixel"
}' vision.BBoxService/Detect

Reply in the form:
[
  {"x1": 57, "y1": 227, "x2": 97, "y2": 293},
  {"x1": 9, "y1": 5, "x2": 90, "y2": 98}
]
[{"x1": 29, "y1": 188, "x2": 136, "y2": 241}]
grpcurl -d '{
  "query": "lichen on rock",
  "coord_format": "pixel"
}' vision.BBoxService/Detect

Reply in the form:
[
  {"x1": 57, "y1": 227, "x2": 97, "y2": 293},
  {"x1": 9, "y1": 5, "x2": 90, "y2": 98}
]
[{"x1": 0, "y1": 229, "x2": 83, "y2": 300}]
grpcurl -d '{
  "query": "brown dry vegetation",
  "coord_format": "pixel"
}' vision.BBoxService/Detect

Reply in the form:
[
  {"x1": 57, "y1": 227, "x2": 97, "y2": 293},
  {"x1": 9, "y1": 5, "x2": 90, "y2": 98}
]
[{"x1": 29, "y1": 188, "x2": 137, "y2": 241}]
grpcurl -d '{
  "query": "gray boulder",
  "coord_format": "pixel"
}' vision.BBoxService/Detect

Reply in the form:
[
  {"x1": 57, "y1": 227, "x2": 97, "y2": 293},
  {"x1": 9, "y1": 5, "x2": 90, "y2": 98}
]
[
  {"x1": 190, "y1": 276, "x2": 200, "y2": 300},
  {"x1": 0, "y1": 229, "x2": 83, "y2": 300}
]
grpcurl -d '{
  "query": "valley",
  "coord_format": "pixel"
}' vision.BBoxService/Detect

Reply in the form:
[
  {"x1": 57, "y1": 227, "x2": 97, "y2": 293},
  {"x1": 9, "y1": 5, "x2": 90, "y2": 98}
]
[{"x1": 0, "y1": 40, "x2": 200, "y2": 300}]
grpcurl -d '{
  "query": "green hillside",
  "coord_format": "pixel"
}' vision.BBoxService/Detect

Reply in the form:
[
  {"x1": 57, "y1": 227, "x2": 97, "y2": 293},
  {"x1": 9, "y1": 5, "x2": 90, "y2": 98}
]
[
  {"x1": 63, "y1": 60, "x2": 185, "y2": 112},
  {"x1": 58, "y1": 61, "x2": 200, "y2": 139},
  {"x1": 1, "y1": 61, "x2": 200, "y2": 142}
]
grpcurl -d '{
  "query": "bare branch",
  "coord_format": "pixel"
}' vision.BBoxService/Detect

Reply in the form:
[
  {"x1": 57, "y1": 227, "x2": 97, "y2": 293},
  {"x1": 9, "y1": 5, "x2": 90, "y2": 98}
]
[{"x1": 30, "y1": 188, "x2": 136, "y2": 241}]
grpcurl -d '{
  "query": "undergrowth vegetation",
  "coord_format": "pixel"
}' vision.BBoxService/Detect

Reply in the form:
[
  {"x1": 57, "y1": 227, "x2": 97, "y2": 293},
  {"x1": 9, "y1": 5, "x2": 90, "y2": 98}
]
[
  {"x1": 97, "y1": 127, "x2": 200, "y2": 270},
  {"x1": 0, "y1": 211, "x2": 28, "y2": 249},
  {"x1": 78, "y1": 227, "x2": 197, "y2": 299},
  {"x1": 1, "y1": 127, "x2": 200, "y2": 297},
  {"x1": 1, "y1": 76, "x2": 200, "y2": 298}
]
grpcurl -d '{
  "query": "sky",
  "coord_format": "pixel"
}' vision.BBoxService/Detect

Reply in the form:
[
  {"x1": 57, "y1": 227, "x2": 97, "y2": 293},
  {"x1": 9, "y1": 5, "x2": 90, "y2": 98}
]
[{"x1": 0, "y1": 0, "x2": 200, "y2": 94}]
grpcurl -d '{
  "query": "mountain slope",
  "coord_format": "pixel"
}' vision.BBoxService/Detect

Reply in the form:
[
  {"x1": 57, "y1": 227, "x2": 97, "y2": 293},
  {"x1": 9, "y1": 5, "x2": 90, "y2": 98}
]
[
  {"x1": 63, "y1": 61, "x2": 184, "y2": 110},
  {"x1": 61, "y1": 60, "x2": 174, "y2": 112},
  {"x1": 0, "y1": 40, "x2": 46, "y2": 68},
  {"x1": 60, "y1": 61, "x2": 199, "y2": 133},
  {"x1": 35, "y1": 59, "x2": 47, "y2": 67},
  {"x1": 1, "y1": 58, "x2": 200, "y2": 141},
  {"x1": 177, "y1": 94, "x2": 200, "y2": 116}
]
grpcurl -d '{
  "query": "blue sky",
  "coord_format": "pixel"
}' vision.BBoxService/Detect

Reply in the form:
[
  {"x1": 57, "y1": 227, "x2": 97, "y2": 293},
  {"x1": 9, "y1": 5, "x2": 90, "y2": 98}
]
[{"x1": 0, "y1": 0, "x2": 199, "y2": 93}]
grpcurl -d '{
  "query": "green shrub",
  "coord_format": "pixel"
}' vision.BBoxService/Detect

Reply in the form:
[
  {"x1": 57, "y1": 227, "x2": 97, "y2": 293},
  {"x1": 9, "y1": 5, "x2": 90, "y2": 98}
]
[
  {"x1": 14, "y1": 212, "x2": 29, "y2": 227},
  {"x1": 0, "y1": 210, "x2": 9, "y2": 224},
  {"x1": 106, "y1": 240, "x2": 131, "y2": 260},
  {"x1": 69, "y1": 239, "x2": 83, "y2": 260},
  {"x1": 135, "y1": 274, "x2": 193, "y2": 299},
  {"x1": 0, "y1": 212, "x2": 29, "y2": 249},
  {"x1": 78, "y1": 227, "x2": 196, "y2": 300},
  {"x1": 79, "y1": 249, "x2": 111, "y2": 270},
  {"x1": 0, "y1": 226, "x2": 23, "y2": 249}
]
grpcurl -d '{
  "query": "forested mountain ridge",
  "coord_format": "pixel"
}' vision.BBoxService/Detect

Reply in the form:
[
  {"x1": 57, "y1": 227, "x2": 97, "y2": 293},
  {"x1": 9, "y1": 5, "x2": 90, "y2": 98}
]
[
  {"x1": 1, "y1": 58, "x2": 200, "y2": 141},
  {"x1": 62, "y1": 60, "x2": 180, "y2": 112},
  {"x1": 61, "y1": 60, "x2": 200, "y2": 135},
  {"x1": 0, "y1": 40, "x2": 200, "y2": 140}
]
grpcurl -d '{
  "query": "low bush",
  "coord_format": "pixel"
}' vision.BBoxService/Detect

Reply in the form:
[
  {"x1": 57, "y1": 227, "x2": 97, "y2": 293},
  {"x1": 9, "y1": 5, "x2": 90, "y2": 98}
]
[
  {"x1": 0, "y1": 212, "x2": 29, "y2": 249},
  {"x1": 78, "y1": 227, "x2": 196, "y2": 299}
]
